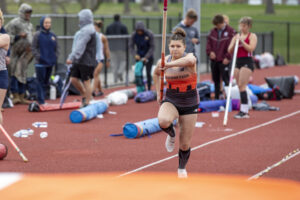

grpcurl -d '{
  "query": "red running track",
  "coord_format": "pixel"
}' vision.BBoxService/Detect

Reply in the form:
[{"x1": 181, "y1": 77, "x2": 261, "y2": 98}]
[{"x1": 0, "y1": 65, "x2": 299, "y2": 182}]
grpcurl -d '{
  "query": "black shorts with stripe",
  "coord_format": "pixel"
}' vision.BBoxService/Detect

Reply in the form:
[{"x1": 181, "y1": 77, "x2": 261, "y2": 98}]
[
  {"x1": 236, "y1": 57, "x2": 254, "y2": 72},
  {"x1": 162, "y1": 88, "x2": 199, "y2": 115}
]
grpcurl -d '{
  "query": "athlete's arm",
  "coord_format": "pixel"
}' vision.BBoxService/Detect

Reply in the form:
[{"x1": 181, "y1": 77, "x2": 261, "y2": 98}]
[
  {"x1": 0, "y1": 34, "x2": 10, "y2": 50},
  {"x1": 163, "y1": 53, "x2": 196, "y2": 70},
  {"x1": 153, "y1": 56, "x2": 169, "y2": 101},
  {"x1": 228, "y1": 34, "x2": 237, "y2": 54},
  {"x1": 153, "y1": 59, "x2": 162, "y2": 101},
  {"x1": 240, "y1": 33, "x2": 257, "y2": 53}
]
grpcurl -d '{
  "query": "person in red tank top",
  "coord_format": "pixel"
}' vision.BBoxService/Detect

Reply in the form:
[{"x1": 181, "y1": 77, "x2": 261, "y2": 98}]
[
  {"x1": 153, "y1": 28, "x2": 198, "y2": 178},
  {"x1": 228, "y1": 16, "x2": 257, "y2": 119}
]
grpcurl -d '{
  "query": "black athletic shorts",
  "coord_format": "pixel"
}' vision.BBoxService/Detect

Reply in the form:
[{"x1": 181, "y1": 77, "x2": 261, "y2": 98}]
[
  {"x1": 236, "y1": 57, "x2": 254, "y2": 71},
  {"x1": 71, "y1": 64, "x2": 95, "y2": 81},
  {"x1": 161, "y1": 100, "x2": 199, "y2": 116},
  {"x1": 0, "y1": 70, "x2": 8, "y2": 89}
]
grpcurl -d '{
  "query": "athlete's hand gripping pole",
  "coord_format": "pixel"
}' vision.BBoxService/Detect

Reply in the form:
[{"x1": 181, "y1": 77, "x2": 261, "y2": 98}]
[
  {"x1": 160, "y1": 0, "x2": 168, "y2": 102},
  {"x1": 223, "y1": 37, "x2": 239, "y2": 126},
  {"x1": 0, "y1": 124, "x2": 28, "y2": 162}
]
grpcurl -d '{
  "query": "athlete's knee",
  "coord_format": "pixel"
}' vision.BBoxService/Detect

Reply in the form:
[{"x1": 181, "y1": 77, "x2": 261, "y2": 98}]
[
  {"x1": 158, "y1": 117, "x2": 172, "y2": 129},
  {"x1": 70, "y1": 77, "x2": 78, "y2": 85},
  {"x1": 180, "y1": 144, "x2": 190, "y2": 151},
  {"x1": 238, "y1": 82, "x2": 247, "y2": 91}
]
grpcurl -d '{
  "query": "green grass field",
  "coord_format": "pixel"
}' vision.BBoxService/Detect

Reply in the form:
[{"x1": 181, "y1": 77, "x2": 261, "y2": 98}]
[
  {"x1": 5, "y1": 2, "x2": 300, "y2": 63},
  {"x1": 6, "y1": 2, "x2": 300, "y2": 21}
]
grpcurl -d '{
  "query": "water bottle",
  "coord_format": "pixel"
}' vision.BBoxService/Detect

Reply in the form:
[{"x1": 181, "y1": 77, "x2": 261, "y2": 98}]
[
  {"x1": 50, "y1": 85, "x2": 56, "y2": 100},
  {"x1": 13, "y1": 129, "x2": 34, "y2": 138},
  {"x1": 32, "y1": 122, "x2": 48, "y2": 128}
]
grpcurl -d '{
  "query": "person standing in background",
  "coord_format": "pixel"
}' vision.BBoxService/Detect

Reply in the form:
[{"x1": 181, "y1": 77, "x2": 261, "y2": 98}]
[
  {"x1": 173, "y1": 9, "x2": 200, "y2": 56},
  {"x1": 223, "y1": 15, "x2": 230, "y2": 25},
  {"x1": 0, "y1": 27, "x2": 10, "y2": 67},
  {"x1": 0, "y1": 9, "x2": 10, "y2": 123},
  {"x1": 93, "y1": 20, "x2": 110, "y2": 97},
  {"x1": 106, "y1": 14, "x2": 128, "y2": 83},
  {"x1": 0, "y1": 21, "x2": 11, "y2": 111},
  {"x1": 228, "y1": 17, "x2": 257, "y2": 119},
  {"x1": 32, "y1": 16, "x2": 59, "y2": 105},
  {"x1": 66, "y1": 9, "x2": 98, "y2": 107},
  {"x1": 129, "y1": 21, "x2": 155, "y2": 91},
  {"x1": 206, "y1": 14, "x2": 235, "y2": 99},
  {"x1": 5, "y1": 3, "x2": 34, "y2": 105},
  {"x1": 106, "y1": 14, "x2": 128, "y2": 35}
]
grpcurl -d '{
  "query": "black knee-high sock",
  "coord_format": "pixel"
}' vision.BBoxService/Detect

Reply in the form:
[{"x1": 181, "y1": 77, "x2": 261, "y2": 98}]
[
  {"x1": 178, "y1": 148, "x2": 191, "y2": 169},
  {"x1": 240, "y1": 91, "x2": 248, "y2": 104},
  {"x1": 161, "y1": 123, "x2": 175, "y2": 137}
]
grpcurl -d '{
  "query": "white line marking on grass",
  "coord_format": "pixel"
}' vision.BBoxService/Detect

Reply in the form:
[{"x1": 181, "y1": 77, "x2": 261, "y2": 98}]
[
  {"x1": 0, "y1": 173, "x2": 23, "y2": 191},
  {"x1": 118, "y1": 110, "x2": 300, "y2": 177},
  {"x1": 248, "y1": 149, "x2": 300, "y2": 180}
]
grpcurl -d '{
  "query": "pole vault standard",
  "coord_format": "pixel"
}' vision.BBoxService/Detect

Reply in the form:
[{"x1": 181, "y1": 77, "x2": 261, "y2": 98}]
[
  {"x1": 223, "y1": 37, "x2": 239, "y2": 126},
  {"x1": 159, "y1": 0, "x2": 168, "y2": 102}
]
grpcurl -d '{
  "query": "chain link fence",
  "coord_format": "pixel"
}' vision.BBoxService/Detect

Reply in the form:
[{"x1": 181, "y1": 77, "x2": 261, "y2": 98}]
[{"x1": 3, "y1": 14, "x2": 280, "y2": 88}]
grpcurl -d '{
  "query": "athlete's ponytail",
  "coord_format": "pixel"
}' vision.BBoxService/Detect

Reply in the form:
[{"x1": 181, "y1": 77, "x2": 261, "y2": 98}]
[{"x1": 170, "y1": 27, "x2": 186, "y2": 45}]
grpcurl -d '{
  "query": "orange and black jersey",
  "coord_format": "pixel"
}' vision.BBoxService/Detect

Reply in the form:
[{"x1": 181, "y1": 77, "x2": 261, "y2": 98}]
[{"x1": 164, "y1": 55, "x2": 199, "y2": 108}]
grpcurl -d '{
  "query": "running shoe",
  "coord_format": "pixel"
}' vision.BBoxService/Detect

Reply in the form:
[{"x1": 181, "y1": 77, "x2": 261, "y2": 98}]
[
  {"x1": 165, "y1": 135, "x2": 175, "y2": 152},
  {"x1": 81, "y1": 97, "x2": 88, "y2": 108},
  {"x1": 178, "y1": 168, "x2": 188, "y2": 178},
  {"x1": 234, "y1": 111, "x2": 250, "y2": 119},
  {"x1": 93, "y1": 91, "x2": 104, "y2": 97}
]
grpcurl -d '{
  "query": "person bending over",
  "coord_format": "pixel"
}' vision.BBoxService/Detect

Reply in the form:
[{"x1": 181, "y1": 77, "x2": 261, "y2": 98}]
[{"x1": 153, "y1": 28, "x2": 199, "y2": 178}]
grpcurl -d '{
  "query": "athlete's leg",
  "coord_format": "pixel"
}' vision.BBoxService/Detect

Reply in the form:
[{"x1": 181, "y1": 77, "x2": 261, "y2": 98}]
[
  {"x1": 211, "y1": 61, "x2": 221, "y2": 99},
  {"x1": 158, "y1": 102, "x2": 179, "y2": 152},
  {"x1": 238, "y1": 67, "x2": 252, "y2": 92},
  {"x1": 0, "y1": 89, "x2": 7, "y2": 124},
  {"x1": 234, "y1": 68, "x2": 240, "y2": 86},
  {"x1": 177, "y1": 113, "x2": 197, "y2": 177},
  {"x1": 93, "y1": 62, "x2": 103, "y2": 93},
  {"x1": 158, "y1": 102, "x2": 179, "y2": 134},
  {"x1": 70, "y1": 77, "x2": 85, "y2": 95},
  {"x1": 145, "y1": 57, "x2": 154, "y2": 91},
  {"x1": 237, "y1": 67, "x2": 252, "y2": 116},
  {"x1": 178, "y1": 113, "x2": 197, "y2": 154},
  {"x1": 82, "y1": 79, "x2": 92, "y2": 104}
]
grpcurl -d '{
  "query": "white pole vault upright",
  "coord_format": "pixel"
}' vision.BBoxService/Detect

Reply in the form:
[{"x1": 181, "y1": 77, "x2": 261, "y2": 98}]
[{"x1": 223, "y1": 38, "x2": 239, "y2": 126}]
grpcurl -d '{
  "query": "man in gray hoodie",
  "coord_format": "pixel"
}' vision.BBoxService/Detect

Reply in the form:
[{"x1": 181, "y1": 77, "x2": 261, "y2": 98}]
[{"x1": 66, "y1": 9, "x2": 98, "y2": 107}]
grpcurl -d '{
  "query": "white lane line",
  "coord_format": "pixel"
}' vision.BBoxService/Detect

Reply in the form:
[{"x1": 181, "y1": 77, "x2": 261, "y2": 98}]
[
  {"x1": 248, "y1": 149, "x2": 300, "y2": 180},
  {"x1": 0, "y1": 173, "x2": 23, "y2": 191},
  {"x1": 118, "y1": 109, "x2": 300, "y2": 177}
]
